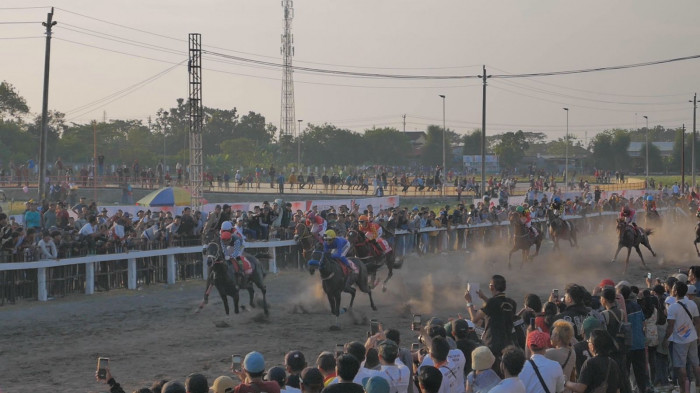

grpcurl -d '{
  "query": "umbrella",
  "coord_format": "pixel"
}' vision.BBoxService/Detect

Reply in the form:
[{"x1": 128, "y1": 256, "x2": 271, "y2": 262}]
[{"x1": 136, "y1": 187, "x2": 193, "y2": 207}]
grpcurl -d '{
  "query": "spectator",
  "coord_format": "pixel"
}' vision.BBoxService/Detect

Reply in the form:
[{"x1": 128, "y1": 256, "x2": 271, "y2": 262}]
[
  {"x1": 38, "y1": 231, "x2": 58, "y2": 260},
  {"x1": 363, "y1": 376, "x2": 390, "y2": 393},
  {"x1": 464, "y1": 274, "x2": 517, "y2": 367},
  {"x1": 210, "y1": 376, "x2": 236, "y2": 393},
  {"x1": 618, "y1": 284, "x2": 648, "y2": 393},
  {"x1": 545, "y1": 320, "x2": 576, "y2": 384},
  {"x1": 267, "y1": 367, "x2": 298, "y2": 393},
  {"x1": 565, "y1": 329, "x2": 623, "y2": 393},
  {"x1": 162, "y1": 381, "x2": 186, "y2": 393},
  {"x1": 416, "y1": 366, "x2": 442, "y2": 393},
  {"x1": 554, "y1": 284, "x2": 589, "y2": 341},
  {"x1": 300, "y1": 367, "x2": 325, "y2": 393},
  {"x1": 376, "y1": 339, "x2": 410, "y2": 393},
  {"x1": 321, "y1": 354, "x2": 363, "y2": 393},
  {"x1": 664, "y1": 281, "x2": 700, "y2": 393},
  {"x1": 233, "y1": 351, "x2": 281, "y2": 393},
  {"x1": 315, "y1": 352, "x2": 336, "y2": 387},
  {"x1": 572, "y1": 316, "x2": 601, "y2": 377},
  {"x1": 185, "y1": 373, "x2": 208, "y2": 393},
  {"x1": 465, "y1": 346, "x2": 501, "y2": 393},
  {"x1": 285, "y1": 350, "x2": 307, "y2": 389},
  {"x1": 331, "y1": 341, "x2": 378, "y2": 385},
  {"x1": 519, "y1": 330, "x2": 565, "y2": 393},
  {"x1": 489, "y1": 345, "x2": 526, "y2": 393}
]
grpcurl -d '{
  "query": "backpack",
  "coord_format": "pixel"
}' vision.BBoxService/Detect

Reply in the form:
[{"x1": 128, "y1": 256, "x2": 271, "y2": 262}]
[{"x1": 604, "y1": 309, "x2": 632, "y2": 349}]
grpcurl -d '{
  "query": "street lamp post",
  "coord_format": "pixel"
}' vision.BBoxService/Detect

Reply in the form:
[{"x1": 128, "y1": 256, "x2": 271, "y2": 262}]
[
  {"x1": 297, "y1": 119, "x2": 303, "y2": 173},
  {"x1": 690, "y1": 94, "x2": 697, "y2": 189},
  {"x1": 439, "y1": 94, "x2": 446, "y2": 195},
  {"x1": 643, "y1": 115, "x2": 649, "y2": 188},
  {"x1": 563, "y1": 108, "x2": 569, "y2": 190}
]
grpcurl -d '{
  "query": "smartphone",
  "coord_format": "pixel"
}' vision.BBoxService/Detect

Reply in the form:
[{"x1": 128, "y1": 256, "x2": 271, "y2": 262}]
[
  {"x1": 411, "y1": 343, "x2": 420, "y2": 351},
  {"x1": 553, "y1": 289, "x2": 559, "y2": 298},
  {"x1": 97, "y1": 357, "x2": 109, "y2": 380},
  {"x1": 530, "y1": 317, "x2": 536, "y2": 330},
  {"x1": 231, "y1": 354, "x2": 242, "y2": 371},
  {"x1": 647, "y1": 272, "x2": 652, "y2": 280},
  {"x1": 411, "y1": 314, "x2": 422, "y2": 331},
  {"x1": 370, "y1": 319, "x2": 379, "y2": 335},
  {"x1": 335, "y1": 344, "x2": 344, "y2": 358}
]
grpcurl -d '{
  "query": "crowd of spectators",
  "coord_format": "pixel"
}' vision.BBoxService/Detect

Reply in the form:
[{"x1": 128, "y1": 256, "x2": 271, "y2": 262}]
[{"x1": 90, "y1": 269, "x2": 700, "y2": 393}]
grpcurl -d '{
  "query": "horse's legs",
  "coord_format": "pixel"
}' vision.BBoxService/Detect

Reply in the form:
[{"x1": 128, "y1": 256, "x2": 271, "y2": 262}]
[
  {"x1": 695, "y1": 240, "x2": 700, "y2": 257},
  {"x1": 254, "y1": 275, "x2": 268, "y2": 315},
  {"x1": 232, "y1": 289, "x2": 240, "y2": 314},
  {"x1": 217, "y1": 286, "x2": 230, "y2": 315},
  {"x1": 643, "y1": 239, "x2": 656, "y2": 257},
  {"x1": 367, "y1": 287, "x2": 377, "y2": 311},
  {"x1": 612, "y1": 245, "x2": 623, "y2": 263},
  {"x1": 345, "y1": 286, "x2": 357, "y2": 309},
  {"x1": 521, "y1": 250, "x2": 527, "y2": 269},
  {"x1": 327, "y1": 291, "x2": 338, "y2": 317},
  {"x1": 624, "y1": 248, "x2": 632, "y2": 274},
  {"x1": 382, "y1": 264, "x2": 393, "y2": 293},
  {"x1": 508, "y1": 248, "x2": 517, "y2": 269},
  {"x1": 248, "y1": 286, "x2": 255, "y2": 308},
  {"x1": 635, "y1": 246, "x2": 648, "y2": 269}
]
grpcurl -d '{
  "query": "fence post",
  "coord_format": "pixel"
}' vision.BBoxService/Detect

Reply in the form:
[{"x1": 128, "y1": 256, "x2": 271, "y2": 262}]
[
  {"x1": 167, "y1": 254, "x2": 176, "y2": 284},
  {"x1": 37, "y1": 267, "x2": 48, "y2": 301},
  {"x1": 85, "y1": 262, "x2": 95, "y2": 295},
  {"x1": 128, "y1": 258, "x2": 137, "y2": 289},
  {"x1": 269, "y1": 246, "x2": 278, "y2": 274}
]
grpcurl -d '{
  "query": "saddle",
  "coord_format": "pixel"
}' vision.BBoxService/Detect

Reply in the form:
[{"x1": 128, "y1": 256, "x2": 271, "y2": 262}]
[
  {"x1": 231, "y1": 256, "x2": 253, "y2": 276},
  {"x1": 331, "y1": 257, "x2": 351, "y2": 277}
]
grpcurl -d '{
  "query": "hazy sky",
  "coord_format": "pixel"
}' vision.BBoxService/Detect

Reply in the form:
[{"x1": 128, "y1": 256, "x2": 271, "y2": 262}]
[{"x1": 3, "y1": 1, "x2": 700, "y2": 143}]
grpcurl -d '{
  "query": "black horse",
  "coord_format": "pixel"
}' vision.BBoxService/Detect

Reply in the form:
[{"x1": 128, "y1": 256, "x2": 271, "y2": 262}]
[
  {"x1": 612, "y1": 218, "x2": 656, "y2": 274},
  {"x1": 200, "y1": 242, "x2": 268, "y2": 315},
  {"x1": 308, "y1": 250, "x2": 376, "y2": 329},
  {"x1": 546, "y1": 209, "x2": 578, "y2": 250},
  {"x1": 294, "y1": 222, "x2": 320, "y2": 262},
  {"x1": 346, "y1": 229, "x2": 401, "y2": 292},
  {"x1": 508, "y1": 212, "x2": 543, "y2": 269},
  {"x1": 694, "y1": 221, "x2": 700, "y2": 257}
]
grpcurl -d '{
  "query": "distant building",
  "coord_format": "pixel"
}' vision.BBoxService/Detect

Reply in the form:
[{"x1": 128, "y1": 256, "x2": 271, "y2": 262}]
[
  {"x1": 404, "y1": 131, "x2": 427, "y2": 159},
  {"x1": 627, "y1": 141, "x2": 674, "y2": 158}
]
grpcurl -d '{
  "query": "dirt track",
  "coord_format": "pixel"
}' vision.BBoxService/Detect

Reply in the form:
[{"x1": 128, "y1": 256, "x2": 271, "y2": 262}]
[{"x1": 1, "y1": 218, "x2": 695, "y2": 393}]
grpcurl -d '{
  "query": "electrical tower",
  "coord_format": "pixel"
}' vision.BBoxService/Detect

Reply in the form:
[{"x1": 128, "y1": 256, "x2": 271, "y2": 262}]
[
  {"x1": 280, "y1": 0, "x2": 296, "y2": 138},
  {"x1": 188, "y1": 33, "x2": 203, "y2": 210}
]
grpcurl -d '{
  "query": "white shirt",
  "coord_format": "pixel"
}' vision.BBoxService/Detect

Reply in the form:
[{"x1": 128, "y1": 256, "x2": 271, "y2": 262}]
[
  {"x1": 329, "y1": 367, "x2": 379, "y2": 386},
  {"x1": 436, "y1": 363, "x2": 457, "y2": 393},
  {"x1": 79, "y1": 223, "x2": 95, "y2": 236},
  {"x1": 668, "y1": 298, "x2": 699, "y2": 344},
  {"x1": 281, "y1": 387, "x2": 300, "y2": 393},
  {"x1": 419, "y1": 348, "x2": 466, "y2": 393},
  {"x1": 38, "y1": 239, "x2": 58, "y2": 259},
  {"x1": 489, "y1": 377, "x2": 526, "y2": 393},
  {"x1": 518, "y1": 354, "x2": 565, "y2": 393},
  {"x1": 379, "y1": 363, "x2": 410, "y2": 393}
]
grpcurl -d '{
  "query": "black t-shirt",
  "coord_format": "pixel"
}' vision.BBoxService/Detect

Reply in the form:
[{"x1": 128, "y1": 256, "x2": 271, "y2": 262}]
[
  {"x1": 481, "y1": 293, "x2": 517, "y2": 355},
  {"x1": 573, "y1": 341, "x2": 593, "y2": 376},
  {"x1": 321, "y1": 382, "x2": 365, "y2": 393},
  {"x1": 456, "y1": 338, "x2": 480, "y2": 374},
  {"x1": 578, "y1": 356, "x2": 622, "y2": 393}
]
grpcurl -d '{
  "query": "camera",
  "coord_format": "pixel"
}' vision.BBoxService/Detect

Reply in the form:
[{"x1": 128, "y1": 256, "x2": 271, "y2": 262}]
[
  {"x1": 370, "y1": 319, "x2": 380, "y2": 335},
  {"x1": 335, "y1": 344, "x2": 344, "y2": 358},
  {"x1": 411, "y1": 343, "x2": 420, "y2": 351}
]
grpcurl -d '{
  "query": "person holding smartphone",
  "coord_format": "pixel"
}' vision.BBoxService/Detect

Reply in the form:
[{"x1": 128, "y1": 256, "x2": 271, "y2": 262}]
[
  {"x1": 233, "y1": 351, "x2": 281, "y2": 393},
  {"x1": 94, "y1": 362, "x2": 128, "y2": 393}
]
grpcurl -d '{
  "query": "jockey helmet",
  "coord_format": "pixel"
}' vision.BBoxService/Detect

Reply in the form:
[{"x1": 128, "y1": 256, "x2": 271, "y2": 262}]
[
  {"x1": 622, "y1": 206, "x2": 630, "y2": 214},
  {"x1": 515, "y1": 206, "x2": 524, "y2": 213},
  {"x1": 323, "y1": 230, "x2": 336, "y2": 240},
  {"x1": 358, "y1": 215, "x2": 369, "y2": 223},
  {"x1": 553, "y1": 196, "x2": 561, "y2": 203},
  {"x1": 220, "y1": 231, "x2": 232, "y2": 241},
  {"x1": 647, "y1": 195, "x2": 653, "y2": 201}
]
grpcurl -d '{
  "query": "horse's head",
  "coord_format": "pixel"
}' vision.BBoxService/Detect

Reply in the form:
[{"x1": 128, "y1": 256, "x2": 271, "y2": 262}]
[
  {"x1": 203, "y1": 242, "x2": 222, "y2": 267},
  {"x1": 347, "y1": 229, "x2": 359, "y2": 243},
  {"x1": 294, "y1": 222, "x2": 308, "y2": 237},
  {"x1": 308, "y1": 250, "x2": 324, "y2": 275},
  {"x1": 616, "y1": 218, "x2": 628, "y2": 232}
]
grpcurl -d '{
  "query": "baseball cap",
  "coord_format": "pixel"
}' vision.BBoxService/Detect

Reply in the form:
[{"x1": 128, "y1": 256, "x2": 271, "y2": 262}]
[
  {"x1": 243, "y1": 351, "x2": 265, "y2": 373},
  {"x1": 599, "y1": 279, "x2": 615, "y2": 288},
  {"x1": 363, "y1": 376, "x2": 390, "y2": 393},
  {"x1": 689, "y1": 285, "x2": 697, "y2": 295},
  {"x1": 285, "y1": 350, "x2": 306, "y2": 371},
  {"x1": 221, "y1": 221, "x2": 233, "y2": 231},
  {"x1": 300, "y1": 367, "x2": 324, "y2": 386},
  {"x1": 266, "y1": 366, "x2": 287, "y2": 386},
  {"x1": 581, "y1": 316, "x2": 602, "y2": 339},
  {"x1": 527, "y1": 330, "x2": 550, "y2": 350},
  {"x1": 452, "y1": 319, "x2": 471, "y2": 334},
  {"x1": 210, "y1": 376, "x2": 235, "y2": 393},
  {"x1": 615, "y1": 280, "x2": 631, "y2": 289}
]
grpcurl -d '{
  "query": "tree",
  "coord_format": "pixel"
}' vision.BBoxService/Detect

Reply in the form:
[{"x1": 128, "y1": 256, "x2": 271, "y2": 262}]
[
  {"x1": 462, "y1": 129, "x2": 481, "y2": 155},
  {"x1": 0, "y1": 81, "x2": 29, "y2": 119},
  {"x1": 363, "y1": 127, "x2": 410, "y2": 165},
  {"x1": 235, "y1": 111, "x2": 274, "y2": 144},
  {"x1": 492, "y1": 130, "x2": 529, "y2": 169},
  {"x1": 421, "y1": 125, "x2": 453, "y2": 166}
]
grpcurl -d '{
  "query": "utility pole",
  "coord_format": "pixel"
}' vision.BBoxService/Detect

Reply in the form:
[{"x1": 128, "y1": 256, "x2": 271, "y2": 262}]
[
  {"x1": 692, "y1": 94, "x2": 697, "y2": 189},
  {"x1": 297, "y1": 119, "x2": 303, "y2": 172},
  {"x1": 93, "y1": 120, "x2": 98, "y2": 200},
  {"x1": 402, "y1": 114, "x2": 406, "y2": 134},
  {"x1": 563, "y1": 108, "x2": 569, "y2": 190},
  {"x1": 682, "y1": 124, "x2": 686, "y2": 192},
  {"x1": 38, "y1": 7, "x2": 56, "y2": 200},
  {"x1": 479, "y1": 66, "x2": 490, "y2": 198},
  {"x1": 643, "y1": 115, "x2": 649, "y2": 189}
]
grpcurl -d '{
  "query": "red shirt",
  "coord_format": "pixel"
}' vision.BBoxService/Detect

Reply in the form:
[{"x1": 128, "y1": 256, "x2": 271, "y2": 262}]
[{"x1": 234, "y1": 381, "x2": 281, "y2": 393}]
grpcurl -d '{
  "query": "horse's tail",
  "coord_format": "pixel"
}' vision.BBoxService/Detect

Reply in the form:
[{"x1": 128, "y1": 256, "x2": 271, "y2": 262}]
[{"x1": 645, "y1": 228, "x2": 653, "y2": 236}]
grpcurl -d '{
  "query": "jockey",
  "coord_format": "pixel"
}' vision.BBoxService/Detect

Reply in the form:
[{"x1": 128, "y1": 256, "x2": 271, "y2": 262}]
[
  {"x1": 322, "y1": 230, "x2": 358, "y2": 273},
  {"x1": 550, "y1": 196, "x2": 564, "y2": 216},
  {"x1": 516, "y1": 205, "x2": 538, "y2": 237},
  {"x1": 306, "y1": 211, "x2": 327, "y2": 244},
  {"x1": 221, "y1": 228, "x2": 252, "y2": 276},
  {"x1": 358, "y1": 215, "x2": 392, "y2": 255},
  {"x1": 620, "y1": 205, "x2": 637, "y2": 225},
  {"x1": 644, "y1": 195, "x2": 657, "y2": 212}
]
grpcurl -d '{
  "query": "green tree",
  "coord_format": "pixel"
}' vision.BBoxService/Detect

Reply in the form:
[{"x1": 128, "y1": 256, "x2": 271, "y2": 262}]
[
  {"x1": 363, "y1": 127, "x2": 410, "y2": 165},
  {"x1": 492, "y1": 130, "x2": 529, "y2": 169},
  {"x1": 0, "y1": 81, "x2": 29, "y2": 119},
  {"x1": 235, "y1": 111, "x2": 275, "y2": 144},
  {"x1": 462, "y1": 129, "x2": 481, "y2": 155},
  {"x1": 421, "y1": 125, "x2": 453, "y2": 166}
]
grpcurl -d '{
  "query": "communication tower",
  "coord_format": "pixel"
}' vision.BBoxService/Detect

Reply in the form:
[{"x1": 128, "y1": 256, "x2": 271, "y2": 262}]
[{"x1": 280, "y1": 0, "x2": 296, "y2": 138}]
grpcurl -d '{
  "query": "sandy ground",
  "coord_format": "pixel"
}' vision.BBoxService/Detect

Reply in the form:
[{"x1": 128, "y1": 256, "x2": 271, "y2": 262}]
[{"x1": 1, "y1": 216, "x2": 697, "y2": 393}]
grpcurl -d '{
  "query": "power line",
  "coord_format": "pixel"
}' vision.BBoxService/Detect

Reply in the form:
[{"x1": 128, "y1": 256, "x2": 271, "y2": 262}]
[
  {"x1": 0, "y1": 6, "x2": 51, "y2": 10},
  {"x1": 0, "y1": 36, "x2": 43, "y2": 39},
  {"x1": 0, "y1": 21, "x2": 42, "y2": 24},
  {"x1": 54, "y1": 37, "x2": 184, "y2": 65}
]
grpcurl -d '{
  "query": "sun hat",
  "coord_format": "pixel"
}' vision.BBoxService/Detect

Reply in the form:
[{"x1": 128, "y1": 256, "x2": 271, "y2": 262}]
[
  {"x1": 210, "y1": 376, "x2": 235, "y2": 393},
  {"x1": 243, "y1": 351, "x2": 265, "y2": 373},
  {"x1": 471, "y1": 346, "x2": 495, "y2": 371}
]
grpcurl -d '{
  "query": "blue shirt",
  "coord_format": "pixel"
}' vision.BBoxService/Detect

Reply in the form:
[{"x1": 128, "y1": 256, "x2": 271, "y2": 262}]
[
  {"x1": 626, "y1": 300, "x2": 646, "y2": 350},
  {"x1": 323, "y1": 237, "x2": 349, "y2": 254}
]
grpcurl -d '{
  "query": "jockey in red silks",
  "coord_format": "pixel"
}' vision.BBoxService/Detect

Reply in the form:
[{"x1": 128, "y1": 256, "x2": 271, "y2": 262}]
[
  {"x1": 358, "y1": 215, "x2": 392, "y2": 255},
  {"x1": 620, "y1": 205, "x2": 643, "y2": 237},
  {"x1": 220, "y1": 230, "x2": 252, "y2": 275},
  {"x1": 306, "y1": 211, "x2": 327, "y2": 244},
  {"x1": 515, "y1": 205, "x2": 538, "y2": 237}
]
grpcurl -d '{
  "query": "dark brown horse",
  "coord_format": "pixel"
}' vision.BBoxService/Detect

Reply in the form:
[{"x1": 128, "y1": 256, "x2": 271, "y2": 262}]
[
  {"x1": 546, "y1": 209, "x2": 578, "y2": 250},
  {"x1": 308, "y1": 250, "x2": 376, "y2": 329},
  {"x1": 199, "y1": 242, "x2": 268, "y2": 315},
  {"x1": 346, "y1": 229, "x2": 399, "y2": 292},
  {"x1": 695, "y1": 221, "x2": 700, "y2": 257},
  {"x1": 294, "y1": 222, "x2": 320, "y2": 261},
  {"x1": 508, "y1": 212, "x2": 543, "y2": 269},
  {"x1": 612, "y1": 218, "x2": 656, "y2": 274}
]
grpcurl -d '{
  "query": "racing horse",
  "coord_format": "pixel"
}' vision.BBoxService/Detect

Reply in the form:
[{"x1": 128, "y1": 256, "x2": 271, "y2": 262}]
[
  {"x1": 294, "y1": 222, "x2": 320, "y2": 261},
  {"x1": 694, "y1": 220, "x2": 700, "y2": 257},
  {"x1": 199, "y1": 242, "x2": 268, "y2": 315},
  {"x1": 612, "y1": 218, "x2": 656, "y2": 274},
  {"x1": 508, "y1": 212, "x2": 543, "y2": 269},
  {"x1": 308, "y1": 250, "x2": 376, "y2": 329},
  {"x1": 346, "y1": 229, "x2": 401, "y2": 292},
  {"x1": 546, "y1": 209, "x2": 578, "y2": 250}
]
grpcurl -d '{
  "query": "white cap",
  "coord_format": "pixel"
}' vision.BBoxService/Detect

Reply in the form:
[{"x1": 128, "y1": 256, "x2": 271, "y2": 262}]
[
  {"x1": 221, "y1": 221, "x2": 233, "y2": 231},
  {"x1": 689, "y1": 285, "x2": 697, "y2": 296}
]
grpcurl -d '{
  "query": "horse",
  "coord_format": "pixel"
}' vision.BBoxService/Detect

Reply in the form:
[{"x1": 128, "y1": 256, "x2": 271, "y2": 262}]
[
  {"x1": 546, "y1": 209, "x2": 578, "y2": 250},
  {"x1": 694, "y1": 221, "x2": 700, "y2": 257},
  {"x1": 308, "y1": 250, "x2": 376, "y2": 329},
  {"x1": 346, "y1": 229, "x2": 400, "y2": 292},
  {"x1": 294, "y1": 222, "x2": 320, "y2": 261},
  {"x1": 199, "y1": 242, "x2": 268, "y2": 316},
  {"x1": 508, "y1": 212, "x2": 543, "y2": 269},
  {"x1": 612, "y1": 218, "x2": 656, "y2": 274}
]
